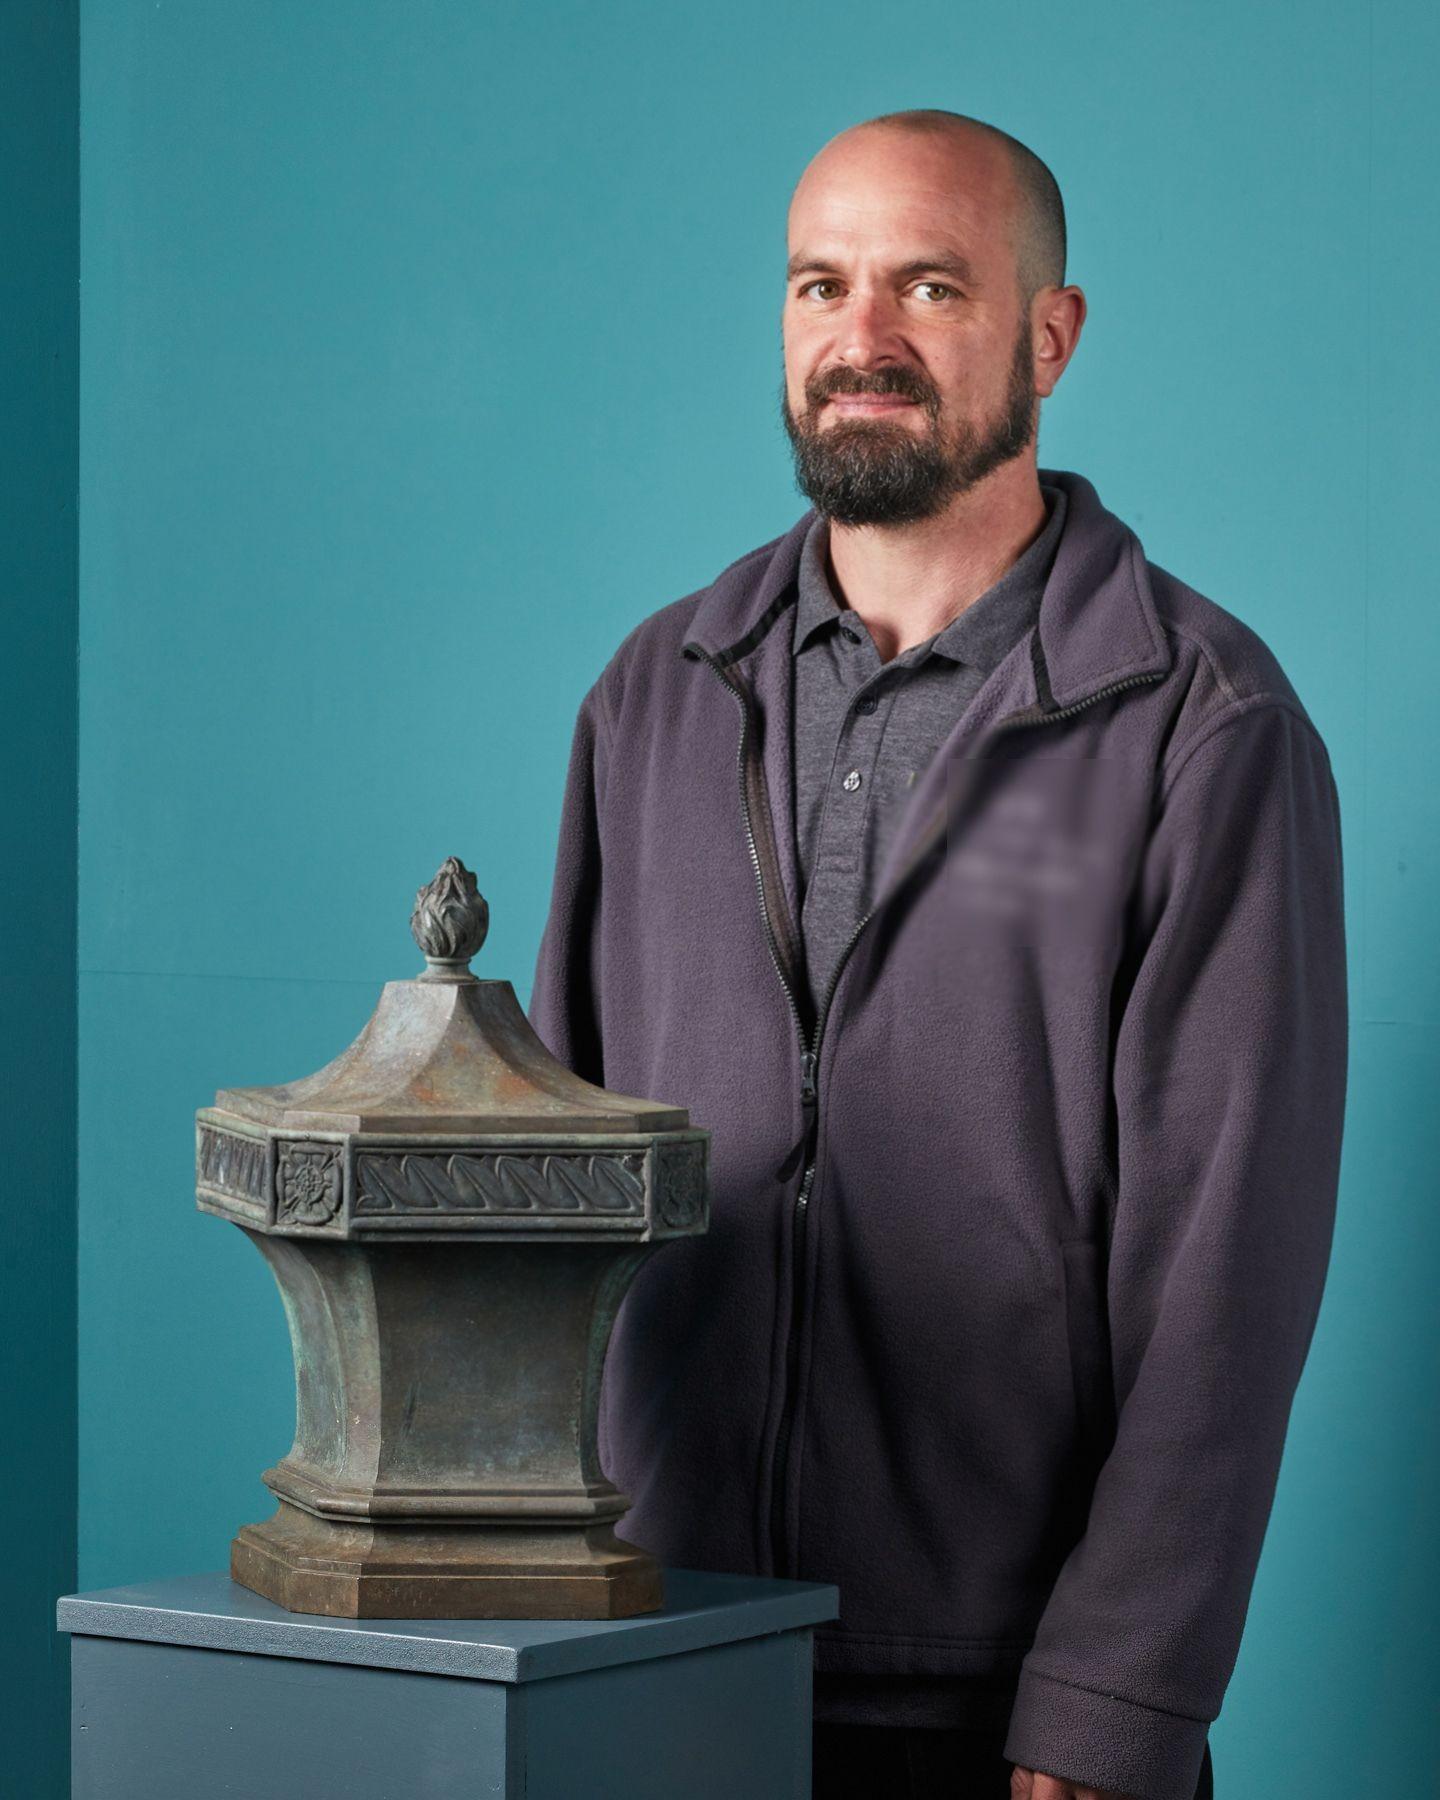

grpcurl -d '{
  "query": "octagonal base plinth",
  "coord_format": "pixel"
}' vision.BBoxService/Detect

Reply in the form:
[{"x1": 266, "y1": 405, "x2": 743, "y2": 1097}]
[{"x1": 232, "y1": 1501, "x2": 664, "y2": 1620}]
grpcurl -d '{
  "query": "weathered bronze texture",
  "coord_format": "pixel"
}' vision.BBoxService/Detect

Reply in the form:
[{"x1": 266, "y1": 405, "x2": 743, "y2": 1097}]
[{"x1": 197, "y1": 857, "x2": 708, "y2": 1619}]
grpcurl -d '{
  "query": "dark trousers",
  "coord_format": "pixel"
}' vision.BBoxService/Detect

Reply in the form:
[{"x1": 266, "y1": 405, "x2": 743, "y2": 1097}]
[{"x1": 813, "y1": 1722, "x2": 1214, "y2": 1799}]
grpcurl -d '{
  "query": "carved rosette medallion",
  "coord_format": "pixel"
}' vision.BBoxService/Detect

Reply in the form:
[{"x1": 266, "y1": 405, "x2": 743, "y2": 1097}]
[
  {"x1": 276, "y1": 1143, "x2": 344, "y2": 1226},
  {"x1": 655, "y1": 1140, "x2": 707, "y2": 1229}
]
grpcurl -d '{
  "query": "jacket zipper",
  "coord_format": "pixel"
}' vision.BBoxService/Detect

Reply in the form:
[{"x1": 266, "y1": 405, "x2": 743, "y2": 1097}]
[
  {"x1": 688, "y1": 639, "x2": 1164, "y2": 1576},
  {"x1": 685, "y1": 644, "x2": 813, "y2": 1066},
  {"x1": 685, "y1": 645, "x2": 819, "y2": 1577}
]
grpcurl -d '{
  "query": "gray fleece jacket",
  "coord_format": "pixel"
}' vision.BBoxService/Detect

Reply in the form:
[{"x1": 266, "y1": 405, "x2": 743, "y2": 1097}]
[{"x1": 528, "y1": 466, "x2": 1349, "y2": 1800}]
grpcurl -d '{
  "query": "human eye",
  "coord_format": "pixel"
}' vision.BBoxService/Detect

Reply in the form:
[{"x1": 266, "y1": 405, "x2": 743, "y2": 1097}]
[
  {"x1": 797, "y1": 278, "x2": 843, "y2": 301},
  {"x1": 912, "y1": 281, "x2": 957, "y2": 302}
]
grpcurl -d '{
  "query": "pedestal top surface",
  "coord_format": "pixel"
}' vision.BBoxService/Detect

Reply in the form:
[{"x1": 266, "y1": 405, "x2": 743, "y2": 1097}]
[{"x1": 57, "y1": 1568, "x2": 840, "y2": 1684}]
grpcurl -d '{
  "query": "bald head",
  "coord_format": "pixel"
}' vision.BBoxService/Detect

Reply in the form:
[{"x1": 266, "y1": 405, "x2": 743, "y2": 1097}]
[{"x1": 797, "y1": 109, "x2": 1066, "y2": 306}]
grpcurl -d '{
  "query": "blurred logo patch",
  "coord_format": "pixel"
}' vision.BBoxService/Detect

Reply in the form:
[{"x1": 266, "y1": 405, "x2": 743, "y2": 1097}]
[{"x1": 942, "y1": 756, "x2": 1132, "y2": 950}]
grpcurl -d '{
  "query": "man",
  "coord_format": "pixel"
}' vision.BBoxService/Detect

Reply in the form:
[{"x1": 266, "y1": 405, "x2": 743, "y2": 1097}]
[{"x1": 529, "y1": 110, "x2": 1348, "y2": 1800}]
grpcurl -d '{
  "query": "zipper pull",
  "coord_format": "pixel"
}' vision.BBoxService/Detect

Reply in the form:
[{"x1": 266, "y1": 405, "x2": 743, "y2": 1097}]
[{"x1": 800, "y1": 1050, "x2": 818, "y2": 1110}]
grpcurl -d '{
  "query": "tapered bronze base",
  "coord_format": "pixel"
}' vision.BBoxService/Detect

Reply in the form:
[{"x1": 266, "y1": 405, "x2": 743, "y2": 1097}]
[{"x1": 232, "y1": 1500, "x2": 664, "y2": 1619}]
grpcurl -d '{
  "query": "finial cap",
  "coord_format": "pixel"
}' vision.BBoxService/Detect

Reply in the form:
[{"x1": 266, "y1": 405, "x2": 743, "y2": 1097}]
[{"x1": 410, "y1": 856, "x2": 488, "y2": 980}]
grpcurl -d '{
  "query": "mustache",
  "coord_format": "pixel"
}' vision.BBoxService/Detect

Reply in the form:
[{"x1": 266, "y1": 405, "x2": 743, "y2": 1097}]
[{"x1": 805, "y1": 367, "x2": 937, "y2": 409}]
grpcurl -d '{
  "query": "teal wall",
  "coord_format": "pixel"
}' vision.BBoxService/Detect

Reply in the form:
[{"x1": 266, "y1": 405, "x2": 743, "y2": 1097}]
[
  {"x1": 76, "y1": 2, "x2": 1437, "y2": 1792},
  {"x1": 2, "y1": 3, "x2": 78, "y2": 1795}
]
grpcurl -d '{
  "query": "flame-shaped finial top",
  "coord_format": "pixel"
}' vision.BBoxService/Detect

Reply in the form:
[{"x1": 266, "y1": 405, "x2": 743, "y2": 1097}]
[{"x1": 410, "y1": 857, "x2": 489, "y2": 981}]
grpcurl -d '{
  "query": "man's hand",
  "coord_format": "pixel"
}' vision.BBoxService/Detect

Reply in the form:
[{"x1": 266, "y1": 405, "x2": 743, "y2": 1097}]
[{"x1": 1010, "y1": 1765, "x2": 1140, "y2": 1800}]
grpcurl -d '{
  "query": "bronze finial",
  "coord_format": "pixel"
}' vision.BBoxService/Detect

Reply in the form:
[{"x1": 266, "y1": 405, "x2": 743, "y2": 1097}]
[
  {"x1": 410, "y1": 856, "x2": 489, "y2": 980},
  {"x1": 199, "y1": 844, "x2": 707, "y2": 1621}
]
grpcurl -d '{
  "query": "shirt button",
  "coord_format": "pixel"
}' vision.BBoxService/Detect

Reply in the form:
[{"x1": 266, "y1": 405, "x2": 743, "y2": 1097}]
[
  {"x1": 842, "y1": 769, "x2": 862, "y2": 792},
  {"x1": 854, "y1": 695, "x2": 878, "y2": 715}
]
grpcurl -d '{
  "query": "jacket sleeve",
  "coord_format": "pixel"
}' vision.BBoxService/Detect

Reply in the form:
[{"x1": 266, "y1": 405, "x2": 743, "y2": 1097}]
[
  {"x1": 527, "y1": 677, "x2": 610, "y2": 1088},
  {"x1": 1003, "y1": 698, "x2": 1350, "y2": 1800}
]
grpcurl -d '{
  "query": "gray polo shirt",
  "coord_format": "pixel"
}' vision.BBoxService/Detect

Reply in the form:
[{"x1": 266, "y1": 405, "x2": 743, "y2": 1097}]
[{"x1": 791, "y1": 482, "x2": 1067, "y2": 1018}]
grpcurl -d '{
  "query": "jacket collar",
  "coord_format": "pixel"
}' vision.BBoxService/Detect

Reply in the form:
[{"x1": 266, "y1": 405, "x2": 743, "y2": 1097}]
[{"x1": 680, "y1": 467, "x2": 1172, "y2": 710}]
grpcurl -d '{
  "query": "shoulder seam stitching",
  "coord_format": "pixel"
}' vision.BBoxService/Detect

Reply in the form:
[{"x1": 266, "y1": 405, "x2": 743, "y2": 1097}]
[{"x1": 1160, "y1": 694, "x2": 1327, "y2": 801}]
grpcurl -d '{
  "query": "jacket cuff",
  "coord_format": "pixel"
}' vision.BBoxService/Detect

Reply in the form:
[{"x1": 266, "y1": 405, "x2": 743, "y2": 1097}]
[{"x1": 1003, "y1": 1664, "x2": 1211, "y2": 1800}]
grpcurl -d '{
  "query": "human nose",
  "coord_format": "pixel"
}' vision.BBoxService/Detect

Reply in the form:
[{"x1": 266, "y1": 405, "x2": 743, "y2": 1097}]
[{"x1": 836, "y1": 288, "x2": 904, "y2": 370}]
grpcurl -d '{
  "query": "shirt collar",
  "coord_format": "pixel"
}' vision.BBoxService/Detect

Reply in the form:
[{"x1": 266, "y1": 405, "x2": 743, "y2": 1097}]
[{"x1": 792, "y1": 482, "x2": 1068, "y2": 676}]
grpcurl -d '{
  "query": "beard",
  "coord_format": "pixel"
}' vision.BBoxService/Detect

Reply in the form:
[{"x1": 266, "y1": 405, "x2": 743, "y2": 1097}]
[{"x1": 779, "y1": 316, "x2": 1037, "y2": 528}]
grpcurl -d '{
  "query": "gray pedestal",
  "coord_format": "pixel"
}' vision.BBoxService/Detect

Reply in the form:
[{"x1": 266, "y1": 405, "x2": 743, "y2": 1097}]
[{"x1": 57, "y1": 1567, "x2": 840, "y2": 1800}]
